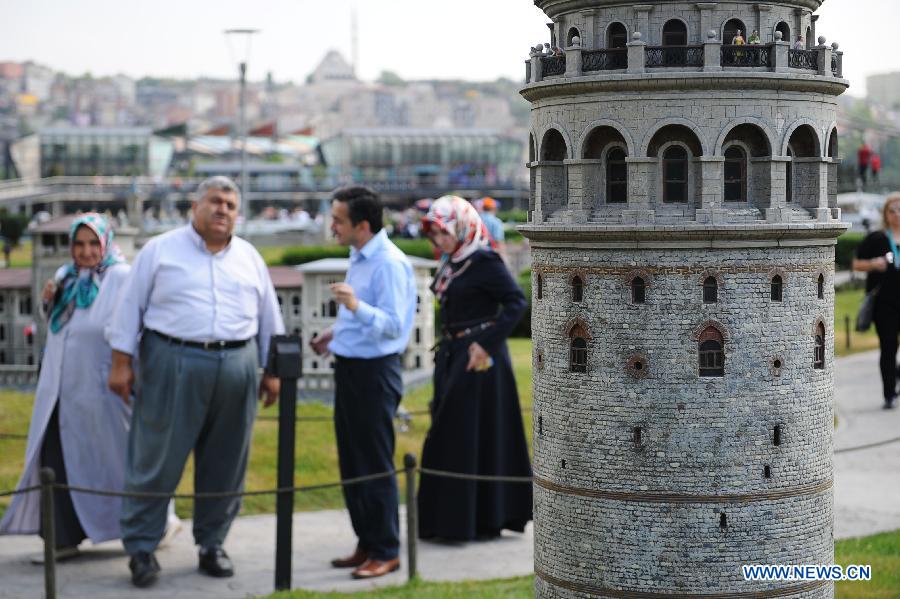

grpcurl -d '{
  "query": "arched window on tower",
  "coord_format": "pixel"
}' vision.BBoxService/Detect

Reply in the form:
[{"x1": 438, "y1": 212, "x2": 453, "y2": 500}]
[
  {"x1": 818, "y1": 274, "x2": 825, "y2": 299},
  {"x1": 537, "y1": 273, "x2": 543, "y2": 299},
  {"x1": 703, "y1": 277, "x2": 718, "y2": 304},
  {"x1": 776, "y1": 21, "x2": 791, "y2": 43},
  {"x1": 328, "y1": 299, "x2": 338, "y2": 317},
  {"x1": 723, "y1": 19, "x2": 746, "y2": 44},
  {"x1": 771, "y1": 275, "x2": 783, "y2": 301},
  {"x1": 723, "y1": 146, "x2": 747, "y2": 202},
  {"x1": 572, "y1": 275, "x2": 584, "y2": 303},
  {"x1": 662, "y1": 20, "x2": 688, "y2": 46},
  {"x1": 663, "y1": 146, "x2": 689, "y2": 204},
  {"x1": 814, "y1": 322, "x2": 826, "y2": 369},
  {"x1": 698, "y1": 327, "x2": 725, "y2": 377},
  {"x1": 570, "y1": 337, "x2": 588, "y2": 373},
  {"x1": 631, "y1": 277, "x2": 646, "y2": 304},
  {"x1": 608, "y1": 22, "x2": 628, "y2": 48},
  {"x1": 607, "y1": 147, "x2": 628, "y2": 203},
  {"x1": 567, "y1": 27, "x2": 581, "y2": 47}
]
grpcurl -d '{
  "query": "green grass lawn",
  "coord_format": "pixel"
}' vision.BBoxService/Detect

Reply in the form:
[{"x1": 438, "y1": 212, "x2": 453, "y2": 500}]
[
  {"x1": 262, "y1": 530, "x2": 900, "y2": 598},
  {"x1": 834, "y1": 286, "x2": 880, "y2": 357}
]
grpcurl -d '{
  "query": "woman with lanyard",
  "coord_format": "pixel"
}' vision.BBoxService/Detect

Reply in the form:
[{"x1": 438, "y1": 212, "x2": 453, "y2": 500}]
[
  {"x1": 853, "y1": 193, "x2": 900, "y2": 409},
  {"x1": 417, "y1": 196, "x2": 532, "y2": 541},
  {"x1": 1, "y1": 214, "x2": 179, "y2": 559}
]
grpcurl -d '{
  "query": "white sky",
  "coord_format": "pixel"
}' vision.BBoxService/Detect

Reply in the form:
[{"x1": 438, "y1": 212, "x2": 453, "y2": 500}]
[{"x1": 0, "y1": 0, "x2": 894, "y2": 95}]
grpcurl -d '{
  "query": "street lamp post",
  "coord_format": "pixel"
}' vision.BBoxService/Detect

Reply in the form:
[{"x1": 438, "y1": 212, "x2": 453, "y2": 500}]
[{"x1": 225, "y1": 28, "x2": 260, "y2": 231}]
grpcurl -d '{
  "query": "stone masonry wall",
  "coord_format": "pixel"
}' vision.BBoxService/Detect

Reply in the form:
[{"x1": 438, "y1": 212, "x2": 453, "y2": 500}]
[{"x1": 530, "y1": 242, "x2": 835, "y2": 596}]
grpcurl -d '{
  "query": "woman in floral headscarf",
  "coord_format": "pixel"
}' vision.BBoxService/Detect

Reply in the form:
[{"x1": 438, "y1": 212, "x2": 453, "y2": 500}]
[
  {"x1": 1, "y1": 213, "x2": 136, "y2": 559},
  {"x1": 417, "y1": 196, "x2": 532, "y2": 541}
]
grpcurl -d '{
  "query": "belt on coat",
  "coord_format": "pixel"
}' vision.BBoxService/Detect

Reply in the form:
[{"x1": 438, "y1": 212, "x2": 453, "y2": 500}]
[
  {"x1": 442, "y1": 320, "x2": 496, "y2": 340},
  {"x1": 147, "y1": 329, "x2": 250, "y2": 351}
]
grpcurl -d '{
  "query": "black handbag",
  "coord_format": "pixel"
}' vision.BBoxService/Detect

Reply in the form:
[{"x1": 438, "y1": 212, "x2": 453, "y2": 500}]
[{"x1": 856, "y1": 286, "x2": 880, "y2": 332}]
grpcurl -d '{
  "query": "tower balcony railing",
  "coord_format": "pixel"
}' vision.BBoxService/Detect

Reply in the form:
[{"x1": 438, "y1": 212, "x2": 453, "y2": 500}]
[
  {"x1": 526, "y1": 36, "x2": 846, "y2": 84},
  {"x1": 583, "y1": 48, "x2": 628, "y2": 72},
  {"x1": 646, "y1": 45, "x2": 704, "y2": 68},
  {"x1": 540, "y1": 55, "x2": 566, "y2": 77},
  {"x1": 721, "y1": 44, "x2": 773, "y2": 68},
  {"x1": 789, "y1": 49, "x2": 818, "y2": 70}
]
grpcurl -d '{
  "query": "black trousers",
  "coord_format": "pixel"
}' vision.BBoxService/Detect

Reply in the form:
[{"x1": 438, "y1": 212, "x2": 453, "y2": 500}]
[
  {"x1": 333, "y1": 354, "x2": 402, "y2": 561},
  {"x1": 40, "y1": 406, "x2": 87, "y2": 549},
  {"x1": 874, "y1": 304, "x2": 900, "y2": 400}
]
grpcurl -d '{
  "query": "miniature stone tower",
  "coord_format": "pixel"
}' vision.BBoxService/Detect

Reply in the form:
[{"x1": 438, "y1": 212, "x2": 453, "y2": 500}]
[{"x1": 520, "y1": 1, "x2": 847, "y2": 597}]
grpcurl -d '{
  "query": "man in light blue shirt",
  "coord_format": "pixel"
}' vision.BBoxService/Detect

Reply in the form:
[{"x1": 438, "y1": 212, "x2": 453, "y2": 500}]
[{"x1": 310, "y1": 185, "x2": 415, "y2": 579}]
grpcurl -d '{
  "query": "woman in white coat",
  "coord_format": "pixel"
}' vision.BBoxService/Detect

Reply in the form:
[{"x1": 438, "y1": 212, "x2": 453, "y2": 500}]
[{"x1": 0, "y1": 213, "x2": 134, "y2": 557}]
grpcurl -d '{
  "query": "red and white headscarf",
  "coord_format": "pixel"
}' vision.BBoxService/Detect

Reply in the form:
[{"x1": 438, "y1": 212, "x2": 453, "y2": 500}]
[{"x1": 422, "y1": 195, "x2": 496, "y2": 299}]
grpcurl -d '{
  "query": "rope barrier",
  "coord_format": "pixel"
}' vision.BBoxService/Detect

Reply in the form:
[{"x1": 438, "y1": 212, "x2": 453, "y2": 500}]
[
  {"x1": 834, "y1": 434, "x2": 900, "y2": 454},
  {"x1": 0, "y1": 484, "x2": 41, "y2": 498},
  {"x1": 418, "y1": 467, "x2": 533, "y2": 484},
  {"x1": 0, "y1": 467, "x2": 536, "y2": 502}
]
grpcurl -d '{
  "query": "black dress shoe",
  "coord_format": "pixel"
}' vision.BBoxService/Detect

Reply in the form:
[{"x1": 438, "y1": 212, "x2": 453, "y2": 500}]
[
  {"x1": 198, "y1": 546, "x2": 234, "y2": 578},
  {"x1": 129, "y1": 551, "x2": 160, "y2": 588},
  {"x1": 885, "y1": 396, "x2": 897, "y2": 410}
]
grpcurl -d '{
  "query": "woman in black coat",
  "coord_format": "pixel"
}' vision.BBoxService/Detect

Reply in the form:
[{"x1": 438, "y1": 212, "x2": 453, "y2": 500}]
[
  {"x1": 417, "y1": 196, "x2": 532, "y2": 541},
  {"x1": 853, "y1": 192, "x2": 900, "y2": 409}
]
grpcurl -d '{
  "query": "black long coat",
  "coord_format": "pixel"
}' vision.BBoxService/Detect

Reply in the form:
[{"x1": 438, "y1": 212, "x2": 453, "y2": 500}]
[{"x1": 417, "y1": 250, "x2": 533, "y2": 540}]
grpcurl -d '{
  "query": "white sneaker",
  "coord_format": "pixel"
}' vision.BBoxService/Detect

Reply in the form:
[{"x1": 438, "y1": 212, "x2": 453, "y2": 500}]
[{"x1": 158, "y1": 513, "x2": 183, "y2": 549}]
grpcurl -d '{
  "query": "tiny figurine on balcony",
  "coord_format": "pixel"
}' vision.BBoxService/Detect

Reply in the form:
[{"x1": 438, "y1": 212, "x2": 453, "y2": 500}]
[
  {"x1": 794, "y1": 35, "x2": 805, "y2": 49},
  {"x1": 748, "y1": 30, "x2": 761, "y2": 44},
  {"x1": 731, "y1": 29, "x2": 746, "y2": 45}
]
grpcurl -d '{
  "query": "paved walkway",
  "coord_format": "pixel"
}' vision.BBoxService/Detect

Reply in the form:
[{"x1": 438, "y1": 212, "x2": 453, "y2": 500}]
[{"x1": 1, "y1": 350, "x2": 898, "y2": 598}]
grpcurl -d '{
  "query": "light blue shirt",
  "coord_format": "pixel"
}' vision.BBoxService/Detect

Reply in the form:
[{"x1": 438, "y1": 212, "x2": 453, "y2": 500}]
[
  {"x1": 328, "y1": 229, "x2": 416, "y2": 359},
  {"x1": 482, "y1": 212, "x2": 505, "y2": 243}
]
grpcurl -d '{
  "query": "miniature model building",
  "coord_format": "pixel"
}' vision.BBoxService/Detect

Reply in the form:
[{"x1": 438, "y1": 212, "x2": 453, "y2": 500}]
[
  {"x1": 296, "y1": 257, "x2": 436, "y2": 393},
  {"x1": 521, "y1": 0, "x2": 846, "y2": 597}
]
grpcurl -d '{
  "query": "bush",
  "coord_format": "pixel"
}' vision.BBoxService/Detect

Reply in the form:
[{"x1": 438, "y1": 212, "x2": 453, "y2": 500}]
[
  {"x1": 280, "y1": 246, "x2": 349, "y2": 265},
  {"x1": 498, "y1": 209, "x2": 528, "y2": 223},
  {"x1": 836, "y1": 232, "x2": 866, "y2": 270},
  {"x1": 392, "y1": 238, "x2": 436, "y2": 260},
  {"x1": 279, "y1": 239, "x2": 436, "y2": 266}
]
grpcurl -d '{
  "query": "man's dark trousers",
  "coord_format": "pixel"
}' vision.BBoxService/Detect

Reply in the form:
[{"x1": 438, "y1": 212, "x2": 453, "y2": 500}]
[{"x1": 333, "y1": 354, "x2": 402, "y2": 561}]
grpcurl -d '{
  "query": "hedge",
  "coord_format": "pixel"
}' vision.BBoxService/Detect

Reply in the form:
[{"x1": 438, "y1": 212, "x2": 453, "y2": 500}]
[
  {"x1": 836, "y1": 232, "x2": 865, "y2": 270},
  {"x1": 280, "y1": 238, "x2": 435, "y2": 266}
]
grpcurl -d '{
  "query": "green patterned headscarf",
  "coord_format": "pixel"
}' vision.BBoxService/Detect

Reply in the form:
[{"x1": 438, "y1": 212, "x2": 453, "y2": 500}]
[{"x1": 48, "y1": 213, "x2": 125, "y2": 334}]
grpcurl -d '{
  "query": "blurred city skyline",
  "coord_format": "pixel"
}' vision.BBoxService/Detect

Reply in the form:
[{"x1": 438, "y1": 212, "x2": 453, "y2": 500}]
[{"x1": 1, "y1": 0, "x2": 894, "y2": 95}]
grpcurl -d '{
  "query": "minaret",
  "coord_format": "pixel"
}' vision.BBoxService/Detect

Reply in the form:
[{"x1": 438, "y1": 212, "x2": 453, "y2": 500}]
[{"x1": 520, "y1": 1, "x2": 847, "y2": 597}]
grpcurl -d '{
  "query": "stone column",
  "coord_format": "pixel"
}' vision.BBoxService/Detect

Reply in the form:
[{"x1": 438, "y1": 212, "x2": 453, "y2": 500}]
[
  {"x1": 696, "y1": 157, "x2": 724, "y2": 211},
  {"x1": 703, "y1": 30, "x2": 722, "y2": 72},
  {"x1": 583, "y1": 9, "x2": 598, "y2": 49},
  {"x1": 765, "y1": 156, "x2": 789, "y2": 221},
  {"x1": 633, "y1": 5, "x2": 653, "y2": 43},
  {"x1": 565, "y1": 159, "x2": 590, "y2": 223},
  {"x1": 530, "y1": 47, "x2": 544, "y2": 83},
  {"x1": 772, "y1": 37, "x2": 789, "y2": 72},
  {"x1": 811, "y1": 14, "x2": 819, "y2": 46},
  {"x1": 815, "y1": 38, "x2": 832, "y2": 77},
  {"x1": 754, "y1": 4, "x2": 770, "y2": 41},
  {"x1": 814, "y1": 158, "x2": 831, "y2": 221},
  {"x1": 627, "y1": 33, "x2": 646, "y2": 74},
  {"x1": 533, "y1": 164, "x2": 546, "y2": 224},
  {"x1": 696, "y1": 3, "x2": 717, "y2": 43},
  {"x1": 625, "y1": 156, "x2": 658, "y2": 210},
  {"x1": 566, "y1": 38, "x2": 583, "y2": 78}
]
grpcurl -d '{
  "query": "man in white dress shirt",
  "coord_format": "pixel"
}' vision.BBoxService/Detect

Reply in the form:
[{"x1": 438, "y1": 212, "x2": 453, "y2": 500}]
[{"x1": 107, "y1": 176, "x2": 284, "y2": 588}]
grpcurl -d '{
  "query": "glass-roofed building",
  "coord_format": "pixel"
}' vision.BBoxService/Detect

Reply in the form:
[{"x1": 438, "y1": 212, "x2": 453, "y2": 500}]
[{"x1": 318, "y1": 128, "x2": 524, "y2": 191}]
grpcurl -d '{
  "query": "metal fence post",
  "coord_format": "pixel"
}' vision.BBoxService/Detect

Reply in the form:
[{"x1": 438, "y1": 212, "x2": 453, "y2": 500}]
[
  {"x1": 39, "y1": 467, "x2": 56, "y2": 599},
  {"x1": 403, "y1": 453, "x2": 418, "y2": 582},
  {"x1": 845, "y1": 315, "x2": 851, "y2": 350},
  {"x1": 269, "y1": 335, "x2": 303, "y2": 592}
]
